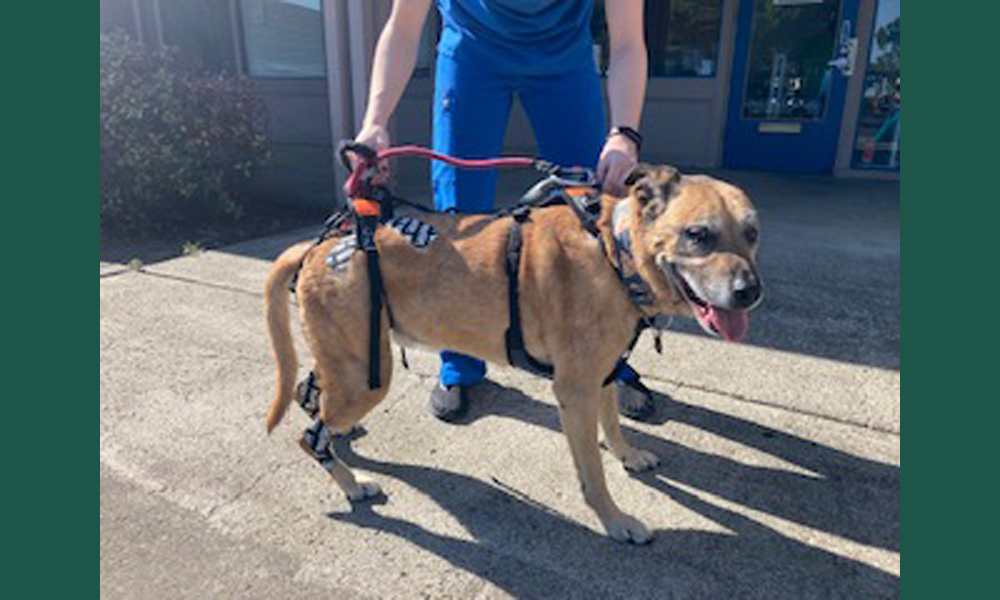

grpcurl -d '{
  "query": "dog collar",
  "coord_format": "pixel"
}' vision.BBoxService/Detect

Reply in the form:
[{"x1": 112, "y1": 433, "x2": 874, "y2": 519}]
[{"x1": 611, "y1": 200, "x2": 655, "y2": 306}]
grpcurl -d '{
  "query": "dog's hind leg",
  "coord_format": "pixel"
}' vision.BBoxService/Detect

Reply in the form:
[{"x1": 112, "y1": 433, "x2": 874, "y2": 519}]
[
  {"x1": 299, "y1": 418, "x2": 382, "y2": 501},
  {"x1": 597, "y1": 385, "x2": 660, "y2": 473},
  {"x1": 295, "y1": 270, "x2": 393, "y2": 500},
  {"x1": 295, "y1": 370, "x2": 323, "y2": 419},
  {"x1": 299, "y1": 327, "x2": 392, "y2": 501},
  {"x1": 311, "y1": 336, "x2": 393, "y2": 433},
  {"x1": 553, "y1": 377, "x2": 652, "y2": 544}
]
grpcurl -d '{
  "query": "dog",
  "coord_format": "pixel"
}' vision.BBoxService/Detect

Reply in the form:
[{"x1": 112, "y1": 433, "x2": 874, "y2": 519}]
[{"x1": 263, "y1": 165, "x2": 762, "y2": 544}]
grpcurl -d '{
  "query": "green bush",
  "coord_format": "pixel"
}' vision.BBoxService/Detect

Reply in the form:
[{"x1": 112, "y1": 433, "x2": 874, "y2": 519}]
[{"x1": 100, "y1": 31, "x2": 268, "y2": 233}]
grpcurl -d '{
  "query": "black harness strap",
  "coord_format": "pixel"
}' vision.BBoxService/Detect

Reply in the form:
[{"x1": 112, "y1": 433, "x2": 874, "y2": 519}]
[
  {"x1": 502, "y1": 201, "x2": 647, "y2": 387},
  {"x1": 603, "y1": 319, "x2": 647, "y2": 384},
  {"x1": 560, "y1": 189, "x2": 603, "y2": 237},
  {"x1": 504, "y1": 211, "x2": 556, "y2": 380},
  {"x1": 356, "y1": 213, "x2": 384, "y2": 390}
]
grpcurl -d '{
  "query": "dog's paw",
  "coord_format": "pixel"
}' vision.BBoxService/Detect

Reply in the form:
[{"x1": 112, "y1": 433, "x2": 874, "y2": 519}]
[
  {"x1": 345, "y1": 480, "x2": 383, "y2": 502},
  {"x1": 620, "y1": 448, "x2": 660, "y2": 473},
  {"x1": 604, "y1": 512, "x2": 653, "y2": 545}
]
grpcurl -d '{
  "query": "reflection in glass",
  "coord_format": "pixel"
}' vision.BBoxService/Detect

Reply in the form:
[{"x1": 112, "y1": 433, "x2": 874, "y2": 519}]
[
  {"x1": 160, "y1": 0, "x2": 236, "y2": 73},
  {"x1": 741, "y1": 0, "x2": 841, "y2": 121},
  {"x1": 592, "y1": 0, "x2": 723, "y2": 78},
  {"x1": 852, "y1": 0, "x2": 899, "y2": 170},
  {"x1": 100, "y1": 0, "x2": 140, "y2": 39},
  {"x1": 240, "y1": 0, "x2": 325, "y2": 78}
]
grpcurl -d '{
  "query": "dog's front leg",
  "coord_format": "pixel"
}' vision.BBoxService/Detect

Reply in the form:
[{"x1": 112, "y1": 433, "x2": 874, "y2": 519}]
[
  {"x1": 553, "y1": 378, "x2": 652, "y2": 544},
  {"x1": 598, "y1": 386, "x2": 660, "y2": 473}
]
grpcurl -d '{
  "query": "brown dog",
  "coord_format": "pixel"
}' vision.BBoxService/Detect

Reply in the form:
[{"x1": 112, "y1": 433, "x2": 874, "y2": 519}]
[{"x1": 264, "y1": 165, "x2": 762, "y2": 543}]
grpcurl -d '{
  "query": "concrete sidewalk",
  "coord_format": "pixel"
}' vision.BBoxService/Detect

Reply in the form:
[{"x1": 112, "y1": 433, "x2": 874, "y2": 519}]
[{"x1": 100, "y1": 171, "x2": 899, "y2": 598}]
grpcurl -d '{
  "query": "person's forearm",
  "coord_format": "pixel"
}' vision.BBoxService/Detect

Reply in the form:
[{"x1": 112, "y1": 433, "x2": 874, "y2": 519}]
[
  {"x1": 605, "y1": 40, "x2": 647, "y2": 130},
  {"x1": 362, "y1": 17, "x2": 423, "y2": 128}
]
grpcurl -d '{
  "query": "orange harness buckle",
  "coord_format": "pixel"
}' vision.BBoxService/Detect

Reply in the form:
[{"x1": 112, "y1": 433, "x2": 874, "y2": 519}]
[{"x1": 352, "y1": 198, "x2": 381, "y2": 217}]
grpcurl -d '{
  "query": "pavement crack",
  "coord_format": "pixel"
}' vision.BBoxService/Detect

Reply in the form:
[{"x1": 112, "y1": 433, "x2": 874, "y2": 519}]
[
  {"x1": 136, "y1": 269, "x2": 264, "y2": 299},
  {"x1": 205, "y1": 460, "x2": 290, "y2": 519}
]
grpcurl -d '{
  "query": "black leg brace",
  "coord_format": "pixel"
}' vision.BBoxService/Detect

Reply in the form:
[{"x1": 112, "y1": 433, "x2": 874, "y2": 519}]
[
  {"x1": 296, "y1": 371, "x2": 338, "y2": 471},
  {"x1": 297, "y1": 371, "x2": 321, "y2": 419},
  {"x1": 302, "y1": 419, "x2": 338, "y2": 472}
]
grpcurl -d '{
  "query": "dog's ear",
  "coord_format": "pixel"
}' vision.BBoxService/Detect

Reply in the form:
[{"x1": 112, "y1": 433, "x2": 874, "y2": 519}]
[
  {"x1": 625, "y1": 163, "x2": 653, "y2": 187},
  {"x1": 626, "y1": 164, "x2": 681, "y2": 190},
  {"x1": 633, "y1": 165, "x2": 682, "y2": 222},
  {"x1": 660, "y1": 165, "x2": 681, "y2": 187}
]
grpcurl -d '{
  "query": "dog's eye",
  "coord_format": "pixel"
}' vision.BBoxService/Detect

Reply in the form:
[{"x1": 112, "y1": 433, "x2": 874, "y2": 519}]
[
  {"x1": 684, "y1": 226, "x2": 711, "y2": 244},
  {"x1": 744, "y1": 226, "x2": 759, "y2": 244}
]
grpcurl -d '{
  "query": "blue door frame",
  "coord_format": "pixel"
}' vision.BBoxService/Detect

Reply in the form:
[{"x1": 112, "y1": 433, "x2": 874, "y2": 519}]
[{"x1": 723, "y1": 0, "x2": 861, "y2": 172}]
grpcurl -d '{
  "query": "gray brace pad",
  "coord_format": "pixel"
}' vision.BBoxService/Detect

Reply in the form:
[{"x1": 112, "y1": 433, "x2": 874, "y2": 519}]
[
  {"x1": 326, "y1": 234, "x2": 358, "y2": 271},
  {"x1": 387, "y1": 216, "x2": 438, "y2": 248}
]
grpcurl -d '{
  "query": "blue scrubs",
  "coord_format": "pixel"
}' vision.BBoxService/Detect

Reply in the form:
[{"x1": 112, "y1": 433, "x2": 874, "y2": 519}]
[{"x1": 432, "y1": 0, "x2": 639, "y2": 387}]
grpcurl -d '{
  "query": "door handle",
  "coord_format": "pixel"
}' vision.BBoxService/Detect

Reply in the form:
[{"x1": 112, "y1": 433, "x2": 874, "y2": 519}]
[
  {"x1": 828, "y1": 56, "x2": 850, "y2": 70},
  {"x1": 827, "y1": 41, "x2": 856, "y2": 76},
  {"x1": 829, "y1": 19, "x2": 858, "y2": 76}
]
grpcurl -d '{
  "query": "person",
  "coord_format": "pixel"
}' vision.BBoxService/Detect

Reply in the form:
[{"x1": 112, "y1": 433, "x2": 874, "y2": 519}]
[{"x1": 348, "y1": 0, "x2": 656, "y2": 421}]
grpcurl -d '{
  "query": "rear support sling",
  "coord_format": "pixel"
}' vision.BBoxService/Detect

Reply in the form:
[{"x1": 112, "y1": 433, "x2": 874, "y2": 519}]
[{"x1": 328, "y1": 142, "x2": 656, "y2": 392}]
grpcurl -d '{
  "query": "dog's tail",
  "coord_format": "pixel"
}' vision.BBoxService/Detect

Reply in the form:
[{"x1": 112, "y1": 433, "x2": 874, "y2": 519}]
[{"x1": 264, "y1": 242, "x2": 312, "y2": 434}]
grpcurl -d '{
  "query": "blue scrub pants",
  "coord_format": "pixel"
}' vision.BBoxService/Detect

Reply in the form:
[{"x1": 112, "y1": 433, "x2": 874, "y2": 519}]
[{"x1": 432, "y1": 53, "x2": 639, "y2": 387}]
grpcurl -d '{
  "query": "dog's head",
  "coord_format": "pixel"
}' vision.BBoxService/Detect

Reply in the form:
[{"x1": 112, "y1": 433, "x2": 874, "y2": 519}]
[{"x1": 624, "y1": 165, "x2": 763, "y2": 342}]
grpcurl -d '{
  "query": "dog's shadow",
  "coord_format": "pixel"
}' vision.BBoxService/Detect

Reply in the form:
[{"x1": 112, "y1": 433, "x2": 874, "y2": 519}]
[
  {"x1": 463, "y1": 380, "x2": 900, "y2": 553},
  {"x1": 327, "y1": 381, "x2": 899, "y2": 598}
]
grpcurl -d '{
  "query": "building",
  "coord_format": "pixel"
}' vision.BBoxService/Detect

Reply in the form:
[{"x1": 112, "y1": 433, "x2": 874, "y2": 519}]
[{"x1": 100, "y1": 0, "x2": 900, "y2": 208}]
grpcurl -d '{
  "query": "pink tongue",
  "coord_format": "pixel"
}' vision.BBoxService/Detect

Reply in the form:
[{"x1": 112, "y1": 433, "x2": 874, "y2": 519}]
[{"x1": 700, "y1": 305, "x2": 749, "y2": 342}]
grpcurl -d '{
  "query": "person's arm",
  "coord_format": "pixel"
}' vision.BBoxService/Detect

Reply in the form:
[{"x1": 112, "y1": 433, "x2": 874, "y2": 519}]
[
  {"x1": 596, "y1": 0, "x2": 647, "y2": 196},
  {"x1": 354, "y1": 0, "x2": 433, "y2": 153}
]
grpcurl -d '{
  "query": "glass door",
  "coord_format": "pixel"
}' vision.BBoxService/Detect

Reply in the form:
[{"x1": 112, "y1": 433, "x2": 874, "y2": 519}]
[
  {"x1": 850, "y1": 0, "x2": 900, "y2": 170},
  {"x1": 723, "y1": 0, "x2": 861, "y2": 172}
]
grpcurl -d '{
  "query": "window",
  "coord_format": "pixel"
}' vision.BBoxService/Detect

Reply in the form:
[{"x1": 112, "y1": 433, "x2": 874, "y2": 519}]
[
  {"x1": 160, "y1": 0, "x2": 237, "y2": 73},
  {"x1": 239, "y1": 0, "x2": 326, "y2": 78},
  {"x1": 592, "y1": 0, "x2": 723, "y2": 78},
  {"x1": 740, "y1": 0, "x2": 840, "y2": 121},
  {"x1": 100, "y1": 0, "x2": 139, "y2": 39},
  {"x1": 851, "y1": 0, "x2": 899, "y2": 170}
]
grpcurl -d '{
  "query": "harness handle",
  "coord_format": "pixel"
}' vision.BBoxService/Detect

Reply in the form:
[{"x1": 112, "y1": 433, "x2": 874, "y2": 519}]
[
  {"x1": 337, "y1": 140, "x2": 599, "y2": 201},
  {"x1": 338, "y1": 140, "x2": 377, "y2": 172},
  {"x1": 377, "y1": 145, "x2": 535, "y2": 170}
]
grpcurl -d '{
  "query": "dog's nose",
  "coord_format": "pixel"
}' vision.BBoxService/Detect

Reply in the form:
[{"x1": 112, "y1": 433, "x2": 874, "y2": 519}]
[{"x1": 732, "y1": 273, "x2": 762, "y2": 309}]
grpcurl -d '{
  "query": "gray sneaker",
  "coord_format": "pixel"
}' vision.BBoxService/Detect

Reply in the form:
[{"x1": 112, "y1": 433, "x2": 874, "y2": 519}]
[
  {"x1": 429, "y1": 384, "x2": 470, "y2": 422},
  {"x1": 615, "y1": 379, "x2": 656, "y2": 421}
]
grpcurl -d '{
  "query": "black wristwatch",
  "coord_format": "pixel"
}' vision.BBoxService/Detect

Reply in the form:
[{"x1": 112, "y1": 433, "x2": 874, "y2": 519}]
[{"x1": 608, "y1": 125, "x2": 643, "y2": 152}]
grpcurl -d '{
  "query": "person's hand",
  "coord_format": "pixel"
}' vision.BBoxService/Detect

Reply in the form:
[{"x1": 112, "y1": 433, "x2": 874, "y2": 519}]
[
  {"x1": 347, "y1": 123, "x2": 391, "y2": 188},
  {"x1": 355, "y1": 122, "x2": 391, "y2": 155},
  {"x1": 596, "y1": 133, "x2": 638, "y2": 197}
]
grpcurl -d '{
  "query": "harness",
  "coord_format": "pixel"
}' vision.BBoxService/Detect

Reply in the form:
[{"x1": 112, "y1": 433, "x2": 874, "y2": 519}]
[
  {"x1": 502, "y1": 182, "x2": 654, "y2": 386},
  {"x1": 314, "y1": 142, "x2": 663, "y2": 390}
]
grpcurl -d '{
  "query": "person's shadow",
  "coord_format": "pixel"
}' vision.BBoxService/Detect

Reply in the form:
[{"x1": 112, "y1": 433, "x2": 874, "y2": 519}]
[{"x1": 326, "y1": 381, "x2": 899, "y2": 598}]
